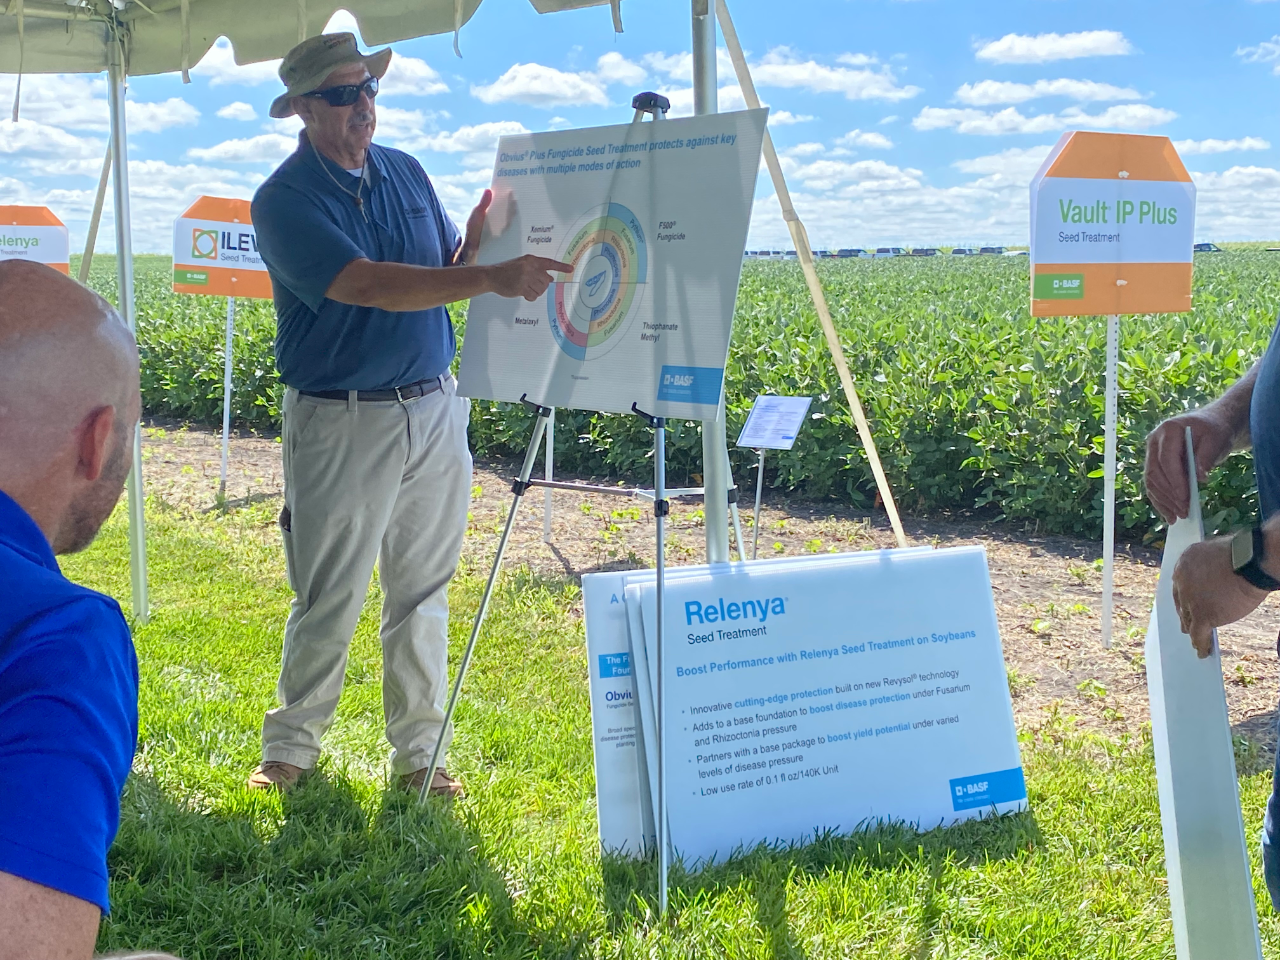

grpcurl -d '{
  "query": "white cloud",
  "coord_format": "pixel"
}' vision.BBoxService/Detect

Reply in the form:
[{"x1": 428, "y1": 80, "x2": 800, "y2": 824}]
[
  {"x1": 1174, "y1": 137, "x2": 1271, "y2": 155},
  {"x1": 879, "y1": 115, "x2": 898, "y2": 125},
  {"x1": 471, "y1": 63, "x2": 609, "y2": 108},
  {"x1": 779, "y1": 157, "x2": 924, "y2": 192},
  {"x1": 975, "y1": 31, "x2": 1133, "y2": 65},
  {"x1": 1191, "y1": 165, "x2": 1280, "y2": 241},
  {"x1": 913, "y1": 103, "x2": 1175, "y2": 135},
  {"x1": 953, "y1": 145, "x2": 1053, "y2": 178},
  {"x1": 641, "y1": 49, "x2": 738, "y2": 83},
  {"x1": 548, "y1": 116, "x2": 574, "y2": 130},
  {"x1": 380, "y1": 55, "x2": 450, "y2": 97},
  {"x1": 0, "y1": 118, "x2": 102, "y2": 159},
  {"x1": 369, "y1": 106, "x2": 433, "y2": 142},
  {"x1": 186, "y1": 134, "x2": 298, "y2": 164},
  {"x1": 593, "y1": 51, "x2": 647, "y2": 86},
  {"x1": 658, "y1": 83, "x2": 748, "y2": 117},
  {"x1": 1237, "y1": 36, "x2": 1280, "y2": 74},
  {"x1": 954, "y1": 79, "x2": 1142, "y2": 106},
  {"x1": 1, "y1": 75, "x2": 198, "y2": 134},
  {"x1": 192, "y1": 38, "x2": 281, "y2": 86},
  {"x1": 769, "y1": 111, "x2": 815, "y2": 125},
  {"x1": 837, "y1": 129, "x2": 893, "y2": 149},
  {"x1": 128, "y1": 98, "x2": 201, "y2": 133},
  {"x1": 783, "y1": 142, "x2": 826, "y2": 158},
  {"x1": 217, "y1": 101, "x2": 258, "y2": 121},
  {"x1": 409, "y1": 121, "x2": 531, "y2": 153},
  {"x1": 751, "y1": 46, "x2": 920, "y2": 101},
  {"x1": 263, "y1": 115, "x2": 304, "y2": 135}
]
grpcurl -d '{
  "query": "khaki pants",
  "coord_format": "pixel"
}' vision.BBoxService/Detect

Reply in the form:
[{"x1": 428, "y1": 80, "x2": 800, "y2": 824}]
[{"x1": 262, "y1": 378, "x2": 472, "y2": 775}]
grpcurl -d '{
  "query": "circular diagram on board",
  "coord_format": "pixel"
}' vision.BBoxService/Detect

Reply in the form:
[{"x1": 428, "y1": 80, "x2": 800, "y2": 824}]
[{"x1": 547, "y1": 202, "x2": 648, "y2": 361}]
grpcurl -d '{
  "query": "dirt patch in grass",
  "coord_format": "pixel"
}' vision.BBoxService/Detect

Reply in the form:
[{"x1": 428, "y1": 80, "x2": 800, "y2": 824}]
[{"x1": 138, "y1": 417, "x2": 1280, "y2": 765}]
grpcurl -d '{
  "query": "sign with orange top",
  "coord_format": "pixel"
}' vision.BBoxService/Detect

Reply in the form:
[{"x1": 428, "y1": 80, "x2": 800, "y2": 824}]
[
  {"x1": 172, "y1": 196, "x2": 271, "y2": 299},
  {"x1": 0, "y1": 206, "x2": 69, "y2": 274},
  {"x1": 1030, "y1": 131, "x2": 1195, "y2": 317}
]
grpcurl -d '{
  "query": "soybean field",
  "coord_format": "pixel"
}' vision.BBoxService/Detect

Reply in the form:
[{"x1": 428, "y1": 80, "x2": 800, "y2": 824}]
[{"x1": 83, "y1": 250, "x2": 1280, "y2": 540}]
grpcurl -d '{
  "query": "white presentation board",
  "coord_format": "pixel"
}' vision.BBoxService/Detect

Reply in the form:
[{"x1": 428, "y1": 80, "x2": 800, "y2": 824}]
[
  {"x1": 736, "y1": 395, "x2": 812, "y2": 450},
  {"x1": 457, "y1": 109, "x2": 768, "y2": 419},
  {"x1": 583, "y1": 550, "x2": 929, "y2": 855},
  {"x1": 635, "y1": 547, "x2": 1025, "y2": 866},
  {"x1": 1144, "y1": 444, "x2": 1262, "y2": 959},
  {"x1": 584, "y1": 548, "x2": 1025, "y2": 864}
]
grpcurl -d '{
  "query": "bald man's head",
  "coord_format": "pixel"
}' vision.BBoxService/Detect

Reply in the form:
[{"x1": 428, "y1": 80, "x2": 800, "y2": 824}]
[{"x1": 0, "y1": 261, "x2": 140, "y2": 554}]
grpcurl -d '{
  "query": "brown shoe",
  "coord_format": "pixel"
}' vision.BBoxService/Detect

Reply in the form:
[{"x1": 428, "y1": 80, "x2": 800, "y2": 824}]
[
  {"x1": 247, "y1": 761, "x2": 306, "y2": 791},
  {"x1": 399, "y1": 767, "x2": 465, "y2": 799}
]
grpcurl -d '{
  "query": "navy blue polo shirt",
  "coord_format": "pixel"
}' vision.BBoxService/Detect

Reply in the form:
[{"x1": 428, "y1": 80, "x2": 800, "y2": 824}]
[
  {"x1": 252, "y1": 136, "x2": 462, "y2": 392},
  {"x1": 1252, "y1": 317, "x2": 1280, "y2": 519},
  {"x1": 0, "y1": 490, "x2": 138, "y2": 914}
]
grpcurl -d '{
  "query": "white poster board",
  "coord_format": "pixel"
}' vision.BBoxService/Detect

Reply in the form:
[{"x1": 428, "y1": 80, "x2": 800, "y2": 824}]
[
  {"x1": 457, "y1": 109, "x2": 768, "y2": 419},
  {"x1": 583, "y1": 550, "x2": 930, "y2": 855},
  {"x1": 1144, "y1": 439, "x2": 1262, "y2": 959},
  {"x1": 736, "y1": 395, "x2": 812, "y2": 450},
  {"x1": 634, "y1": 547, "x2": 1025, "y2": 866}
]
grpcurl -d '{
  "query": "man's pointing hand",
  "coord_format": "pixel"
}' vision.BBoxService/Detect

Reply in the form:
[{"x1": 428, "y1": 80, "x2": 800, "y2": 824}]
[{"x1": 490, "y1": 256, "x2": 573, "y2": 302}]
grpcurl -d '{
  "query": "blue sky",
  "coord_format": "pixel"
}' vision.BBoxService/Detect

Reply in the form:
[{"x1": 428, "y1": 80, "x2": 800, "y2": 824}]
[{"x1": 4, "y1": 0, "x2": 1280, "y2": 252}]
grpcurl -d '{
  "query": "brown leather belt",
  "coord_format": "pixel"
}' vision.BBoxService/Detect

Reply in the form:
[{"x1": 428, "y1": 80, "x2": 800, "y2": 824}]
[{"x1": 298, "y1": 376, "x2": 445, "y2": 403}]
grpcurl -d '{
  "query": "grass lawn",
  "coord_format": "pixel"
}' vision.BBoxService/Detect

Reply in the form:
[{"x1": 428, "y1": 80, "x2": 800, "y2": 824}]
[{"x1": 63, "y1": 501, "x2": 1280, "y2": 959}]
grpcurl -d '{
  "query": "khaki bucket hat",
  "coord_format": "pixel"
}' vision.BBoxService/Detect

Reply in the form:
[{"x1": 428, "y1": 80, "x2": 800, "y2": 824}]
[{"x1": 269, "y1": 32, "x2": 393, "y2": 119}]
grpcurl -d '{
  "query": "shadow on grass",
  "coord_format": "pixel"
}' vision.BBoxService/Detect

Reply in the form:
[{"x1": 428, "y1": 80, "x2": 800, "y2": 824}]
[
  {"x1": 601, "y1": 808, "x2": 1041, "y2": 959},
  {"x1": 100, "y1": 767, "x2": 588, "y2": 960}
]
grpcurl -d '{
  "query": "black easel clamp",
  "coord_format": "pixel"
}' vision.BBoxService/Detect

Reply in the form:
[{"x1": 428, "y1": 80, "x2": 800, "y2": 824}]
[
  {"x1": 512, "y1": 395, "x2": 553, "y2": 494},
  {"x1": 632, "y1": 404, "x2": 669, "y2": 517},
  {"x1": 727, "y1": 486, "x2": 740, "y2": 505}
]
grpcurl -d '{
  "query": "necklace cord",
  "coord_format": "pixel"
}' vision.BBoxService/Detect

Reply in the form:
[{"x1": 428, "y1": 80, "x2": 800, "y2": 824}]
[{"x1": 312, "y1": 141, "x2": 369, "y2": 222}]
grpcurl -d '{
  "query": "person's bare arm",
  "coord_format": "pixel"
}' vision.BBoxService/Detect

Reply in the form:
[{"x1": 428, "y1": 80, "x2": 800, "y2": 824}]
[
  {"x1": 1144, "y1": 363, "x2": 1260, "y2": 522},
  {"x1": 325, "y1": 255, "x2": 572, "y2": 313},
  {"x1": 0, "y1": 871, "x2": 99, "y2": 960}
]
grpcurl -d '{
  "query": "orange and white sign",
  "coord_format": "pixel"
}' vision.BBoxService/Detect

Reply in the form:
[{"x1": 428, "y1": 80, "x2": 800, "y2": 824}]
[
  {"x1": 1030, "y1": 132, "x2": 1195, "y2": 317},
  {"x1": 0, "y1": 206, "x2": 70, "y2": 274},
  {"x1": 172, "y1": 196, "x2": 271, "y2": 299}
]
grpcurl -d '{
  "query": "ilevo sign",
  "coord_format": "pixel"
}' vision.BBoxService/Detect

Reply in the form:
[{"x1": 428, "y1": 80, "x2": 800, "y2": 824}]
[
  {"x1": 172, "y1": 196, "x2": 271, "y2": 299},
  {"x1": 1030, "y1": 131, "x2": 1195, "y2": 317}
]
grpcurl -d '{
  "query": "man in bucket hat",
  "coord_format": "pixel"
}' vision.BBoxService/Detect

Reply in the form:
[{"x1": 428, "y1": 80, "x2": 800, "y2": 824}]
[{"x1": 249, "y1": 34, "x2": 570, "y2": 797}]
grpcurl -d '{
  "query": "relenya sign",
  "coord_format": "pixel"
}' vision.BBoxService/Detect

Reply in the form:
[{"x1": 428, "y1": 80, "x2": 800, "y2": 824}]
[
  {"x1": 0, "y1": 206, "x2": 69, "y2": 274},
  {"x1": 1030, "y1": 131, "x2": 1195, "y2": 317},
  {"x1": 172, "y1": 196, "x2": 271, "y2": 299}
]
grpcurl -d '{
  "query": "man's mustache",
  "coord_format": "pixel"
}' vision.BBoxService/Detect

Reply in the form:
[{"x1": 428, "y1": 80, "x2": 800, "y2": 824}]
[{"x1": 349, "y1": 110, "x2": 374, "y2": 127}]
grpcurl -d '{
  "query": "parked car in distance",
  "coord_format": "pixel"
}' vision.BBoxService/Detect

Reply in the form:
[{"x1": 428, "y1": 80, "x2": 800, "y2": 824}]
[
  {"x1": 875, "y1": 247, "x2": 905, "y2": 258},
  {"x1": 836, "y1": 248, "x2": 866, "y2": 258},
  {"x1": 979, "y1": 246, "x2": 1006, "y2": 255},
  {"x1": 910, "y1": 248, "x2": 939, "y2": 257},
  {"x1": 1003, "y1": 249, "x2": 1029, "y2": 256},
  {"x1": 1193, "y1": 242, "x2": 1223, "y2": 253},
  {"x1": 784, "y1": 250, "x2": 798, "y2": 259},
  {"x1": 951, "y1": 247, "x2": 977, "y2": 256}
]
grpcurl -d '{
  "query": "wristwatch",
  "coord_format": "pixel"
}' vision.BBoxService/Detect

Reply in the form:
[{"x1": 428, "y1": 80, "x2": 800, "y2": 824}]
[{"x1": 1230, "y1": 526, "x2": 1280, "y2": 591}]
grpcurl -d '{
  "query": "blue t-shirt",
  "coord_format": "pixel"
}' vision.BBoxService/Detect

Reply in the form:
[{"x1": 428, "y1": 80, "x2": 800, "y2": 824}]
[
  {"x1": 252, "y1": 136, "x2": 463, "y2": 392},
  {"x1": 1252, "y1": 318, "x2": 1280, "y2": 520},
  {"x1": 0, "y1": 490, "x2": 138, "y2": 914}
]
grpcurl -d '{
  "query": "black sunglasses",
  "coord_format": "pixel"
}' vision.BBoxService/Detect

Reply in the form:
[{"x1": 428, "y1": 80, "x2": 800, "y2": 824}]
[{"x1": 303, "y1": 76, "x2": 378, "y2": 107}]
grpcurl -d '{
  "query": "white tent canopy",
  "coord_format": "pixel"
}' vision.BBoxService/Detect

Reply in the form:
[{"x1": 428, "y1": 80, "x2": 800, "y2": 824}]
[{"x1": 0, "y1": 0, "x2": 616, "y2": 75}]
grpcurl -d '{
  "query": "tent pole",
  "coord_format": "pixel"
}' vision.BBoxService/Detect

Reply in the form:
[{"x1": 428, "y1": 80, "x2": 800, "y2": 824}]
[
  {"x1": 108, "y1": 49, "x2": 150, "y2": 623},
  {"x1": 692, "y1": 0, "x2": 729, "y2": 565},
  {"x1": 78, "y1": 146, "x2": 112, "y2": 285}
]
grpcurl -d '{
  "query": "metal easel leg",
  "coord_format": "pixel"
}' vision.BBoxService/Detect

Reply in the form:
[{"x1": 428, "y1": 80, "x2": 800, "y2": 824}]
[
  {"x1": 419, "y1": 397, "x2": 552, "y2": 802},
  {"x1": 632, "y1": 402, "x2": 670, "y2": 913},
  {"x1": 752, "y1": 448, "x2": 764, "y2": 560}
]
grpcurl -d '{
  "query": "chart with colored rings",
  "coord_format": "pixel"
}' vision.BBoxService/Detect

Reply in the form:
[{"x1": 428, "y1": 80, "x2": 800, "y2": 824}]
[{"x1": 548, "y1": 202, "x2": 648, "y2": 361}]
